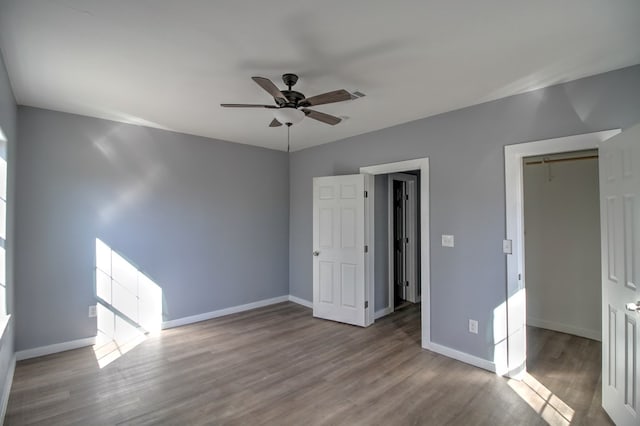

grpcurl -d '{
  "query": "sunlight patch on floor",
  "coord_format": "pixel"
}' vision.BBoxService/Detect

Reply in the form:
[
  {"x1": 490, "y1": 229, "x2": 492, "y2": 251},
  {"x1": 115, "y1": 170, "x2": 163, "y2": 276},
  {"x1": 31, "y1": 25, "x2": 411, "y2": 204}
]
[
  {"x1": 508, "y1": 372, "x2": 575, "y2": 425},
  {"x1": 93, "y1": 328, "x2": 147, "y2": 368}
]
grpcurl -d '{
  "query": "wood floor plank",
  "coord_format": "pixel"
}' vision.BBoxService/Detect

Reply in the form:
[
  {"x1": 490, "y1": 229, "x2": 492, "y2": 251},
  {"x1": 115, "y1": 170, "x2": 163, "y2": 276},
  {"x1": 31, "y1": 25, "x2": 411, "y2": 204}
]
[{"x1": 5, "y1": 303, "x2": 611, "y2": 425}]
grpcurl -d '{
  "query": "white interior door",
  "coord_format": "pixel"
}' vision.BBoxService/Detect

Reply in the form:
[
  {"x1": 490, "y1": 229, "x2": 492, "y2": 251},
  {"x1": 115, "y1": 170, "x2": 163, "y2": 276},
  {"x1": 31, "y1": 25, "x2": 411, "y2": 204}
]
[
  {"x1": 600, "y1": 123, "x2": 640, "y2": 425},
  {"x1": 313, "y1": 174, "x2": 371, "y2": 327}
]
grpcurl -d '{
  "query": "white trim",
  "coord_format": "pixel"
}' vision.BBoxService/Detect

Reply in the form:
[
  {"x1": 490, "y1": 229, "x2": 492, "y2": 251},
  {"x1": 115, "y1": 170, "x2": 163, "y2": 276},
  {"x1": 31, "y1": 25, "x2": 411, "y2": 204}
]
[
  {"x1": 288, "y1": 295, "x2": 312, "y2": 308},
  {"x1": 16, "y1": 336, "x2": 97, "y2": 361},
  {"x1": 161, "y1": 295, "x2": 289, "y2": 329},
  {"x1": 504, "y1": 129, "x2": 620, "y2": 377},
  {"x1": 387, "y1": 177, "x2": 395, "y2": 314},
  {"x1": 13, "y1": 295, "x2": 298, "y2": 363},
  {"x1": 360, "y1": 159, "x2": 427, "y2": 176},
  {"x1": 527, "y1": 317, "x2": 601, "y2": 342},
  {"x1": 374, "y1": 307, "x2": 393, "y2": 319},
  {"x1": 0, "y1": 355, "x2": 15, "y2": 423},
  {"x1": 364, "y1": 174, "x2": 375, "y2": 326},
  {"x1": 425, "y1": 341, "x2": 496, "y2": 373},
  {"x1": 360, "y1": 158, "x2": 431, "y2": 348}
]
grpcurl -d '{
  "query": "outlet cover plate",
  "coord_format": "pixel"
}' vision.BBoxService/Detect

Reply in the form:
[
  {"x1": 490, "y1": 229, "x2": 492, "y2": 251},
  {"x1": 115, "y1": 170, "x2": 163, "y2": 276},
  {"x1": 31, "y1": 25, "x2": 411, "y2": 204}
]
[{"x1": 469, "y1": 319, "x2": 478, "y2": 334}]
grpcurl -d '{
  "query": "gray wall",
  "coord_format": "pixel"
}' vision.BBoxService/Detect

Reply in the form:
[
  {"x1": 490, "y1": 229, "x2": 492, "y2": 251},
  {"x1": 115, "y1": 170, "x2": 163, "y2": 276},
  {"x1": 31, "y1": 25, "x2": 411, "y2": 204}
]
[
  {"x1": 289, "y1": 65, "x2": 640, "y2": 362},
  {"x1": 524, "y1": 155, "x2": 601, "y2": 339},
  {"x1": 0, "y1": 52, "x2": 16, "y2": 413},
  {"x1": 15, "y1": 107, "x2": 289, "y2": 351}
]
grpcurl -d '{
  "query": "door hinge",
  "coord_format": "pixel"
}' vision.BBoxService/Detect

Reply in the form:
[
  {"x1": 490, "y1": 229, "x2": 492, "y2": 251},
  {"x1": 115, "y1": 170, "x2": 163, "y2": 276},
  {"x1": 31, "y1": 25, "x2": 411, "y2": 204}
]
[
  {"x1": 405, "y1": 237, "x2": 409, "y2": 243},
  {"x1": 365, "y1": 301, "x2": 369, "y2": 309},
  {"x1": 364, "y1": 245, "x2": 368, "y2": 253},
  {"x1": 406, "y1": 194, "x2": 409, "y2": 200},
  {"x1": 518, "y1": 273, "x2": 522, "y2": 280},
  {"x1": 364, "y1": 190, "x2": 368, "y2": 198}
]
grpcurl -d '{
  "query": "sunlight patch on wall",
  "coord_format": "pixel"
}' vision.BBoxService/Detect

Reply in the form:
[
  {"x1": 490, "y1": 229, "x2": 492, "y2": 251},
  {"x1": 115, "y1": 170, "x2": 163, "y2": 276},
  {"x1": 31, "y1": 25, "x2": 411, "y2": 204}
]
[
  {"x1": 493, "y1": 288, "x2": 528, "y2": 377},
  {"x1": 0, "y1": 246, "x2": 5, "y2": 317},
  {"x1": 94, "y1": 238, "x2": 162, "y2": 368},
  {"x1": 94, "y1": 303, "x2": 147, "y2": 368},
  {"x1": 508, "y1": 372, "x2": 575, "y2": 426},
  {"x1": 493, "y1": 296, "x2": 508, "y2": 376}
]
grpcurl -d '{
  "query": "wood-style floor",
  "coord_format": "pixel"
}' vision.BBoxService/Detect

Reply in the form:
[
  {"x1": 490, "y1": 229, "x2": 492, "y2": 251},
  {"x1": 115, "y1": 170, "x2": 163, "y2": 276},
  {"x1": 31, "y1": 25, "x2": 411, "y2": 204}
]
[{"x1": 5, "y1": 303, "x2": 611, "y2": 425}]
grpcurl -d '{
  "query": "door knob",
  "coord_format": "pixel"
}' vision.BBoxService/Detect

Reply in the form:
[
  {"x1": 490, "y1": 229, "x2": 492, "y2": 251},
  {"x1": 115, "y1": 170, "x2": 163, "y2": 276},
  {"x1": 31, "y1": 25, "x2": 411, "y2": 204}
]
[
  {"x1": 626, "y1": 301, "x2": 640, "y2": 312},
  {"x1": 313, "y1": 251, "x2": 320, "y2": 256}
]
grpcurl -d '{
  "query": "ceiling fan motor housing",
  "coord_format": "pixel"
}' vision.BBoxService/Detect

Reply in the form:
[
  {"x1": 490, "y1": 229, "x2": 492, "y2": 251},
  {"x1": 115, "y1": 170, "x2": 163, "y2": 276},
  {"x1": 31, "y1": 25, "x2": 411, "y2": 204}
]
[{"x1": 279, "y1": 90, "x2": 306, "y2": 107}]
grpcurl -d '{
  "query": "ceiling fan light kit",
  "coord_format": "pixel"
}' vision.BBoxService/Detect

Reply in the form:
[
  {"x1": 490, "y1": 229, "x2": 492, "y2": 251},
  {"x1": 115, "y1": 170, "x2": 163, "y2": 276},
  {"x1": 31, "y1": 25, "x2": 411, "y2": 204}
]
[
  {"x1": 221, "y1": 73, "x2": 352, "y2": 128},
  {"x1": 273, "y1": 107, "x2": 305, "y2": 126}
]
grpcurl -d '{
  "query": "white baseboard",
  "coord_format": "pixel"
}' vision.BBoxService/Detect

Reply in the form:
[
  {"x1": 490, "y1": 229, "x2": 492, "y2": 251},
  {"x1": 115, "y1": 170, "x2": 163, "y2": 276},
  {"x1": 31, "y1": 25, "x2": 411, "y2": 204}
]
[
  {"x1": 374, "y1": 306, "x2": 393, "y2": 319},
  {"x1": 527, "y1": 317, "x2": 601, "y2": 341},
  {"x1": 162, "y1": 295, "x2": 289, "y2": 329},
  {"x1": 424, "y1": 341, "x2": 496, "y2": 373},
  {"x1": 14, "y1": 296, "x2": 291, "y2": 361},
  {"x1": 16, "y1": 336, "x2": 96, "y2": 361},
  {"x1": 9, "y1": 295, "x2": 502, "y2": 385},
  {"x1": 288, "y1": 295, "x2": 312, "y2": 308},
  {"x1": 0, "y1": 355, "x2": 15, "y2": 423},
  {"x1": 14, "y1": 296, "x2": 292, "y2": 362}
]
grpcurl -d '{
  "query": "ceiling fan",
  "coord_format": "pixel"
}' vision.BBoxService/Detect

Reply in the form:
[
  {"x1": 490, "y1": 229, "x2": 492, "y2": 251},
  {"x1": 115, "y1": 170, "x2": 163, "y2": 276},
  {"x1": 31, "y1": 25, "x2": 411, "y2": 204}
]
[{"x1": 221, "y1": 73, "x2": 351, "y2": 127}]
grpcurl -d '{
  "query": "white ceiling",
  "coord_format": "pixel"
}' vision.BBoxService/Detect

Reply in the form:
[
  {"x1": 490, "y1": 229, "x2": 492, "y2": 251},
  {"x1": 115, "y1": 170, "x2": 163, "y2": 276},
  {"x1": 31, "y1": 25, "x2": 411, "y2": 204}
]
[{"x1": 1, "y1": 1, "x2": 639, "y2": 151}]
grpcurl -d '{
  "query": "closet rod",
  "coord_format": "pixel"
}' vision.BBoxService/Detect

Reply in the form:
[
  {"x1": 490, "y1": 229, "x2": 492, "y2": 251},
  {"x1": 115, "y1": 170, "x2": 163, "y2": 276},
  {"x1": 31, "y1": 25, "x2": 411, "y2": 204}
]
[{"x1": 525, "y1": 155, "x2": 598, "y2": 166}]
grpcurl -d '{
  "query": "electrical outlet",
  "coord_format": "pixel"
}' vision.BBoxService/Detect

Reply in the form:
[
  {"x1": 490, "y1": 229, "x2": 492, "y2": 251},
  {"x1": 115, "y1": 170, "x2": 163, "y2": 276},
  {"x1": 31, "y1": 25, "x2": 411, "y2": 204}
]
[
  {"x1": 469, "y1": 319, "x2": 478, "y2": 334},
  {"x1": 88, "y1": 305, "x2": 97, "y2": 318}
]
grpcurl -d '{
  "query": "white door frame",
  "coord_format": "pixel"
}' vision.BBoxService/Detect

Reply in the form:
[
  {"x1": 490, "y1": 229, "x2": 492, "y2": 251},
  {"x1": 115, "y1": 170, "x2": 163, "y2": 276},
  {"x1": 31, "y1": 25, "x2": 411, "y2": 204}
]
[
  {"x1": 360, "y1": 158, "x2": 431, "y2": 348},
  {"x1": 503, "y1": 129, "x2": 620, "y2": 378},
  {"x1": 388, "y1": 173, "x2": 419, "y2": 308}
]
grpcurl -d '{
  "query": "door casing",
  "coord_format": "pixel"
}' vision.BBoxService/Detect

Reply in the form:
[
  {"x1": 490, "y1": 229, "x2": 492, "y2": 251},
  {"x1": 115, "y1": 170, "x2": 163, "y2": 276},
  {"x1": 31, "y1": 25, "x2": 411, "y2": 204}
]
[{"x1": 360, "y1": 158, "x2": 431, "y2": 348}]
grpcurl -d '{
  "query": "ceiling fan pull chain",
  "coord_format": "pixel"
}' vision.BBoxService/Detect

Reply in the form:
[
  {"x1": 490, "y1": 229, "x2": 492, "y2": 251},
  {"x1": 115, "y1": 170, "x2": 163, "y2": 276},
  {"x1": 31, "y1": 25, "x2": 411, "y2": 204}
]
[{"x1": 287, "y1": 124, "x2": 291, "y2": 152}]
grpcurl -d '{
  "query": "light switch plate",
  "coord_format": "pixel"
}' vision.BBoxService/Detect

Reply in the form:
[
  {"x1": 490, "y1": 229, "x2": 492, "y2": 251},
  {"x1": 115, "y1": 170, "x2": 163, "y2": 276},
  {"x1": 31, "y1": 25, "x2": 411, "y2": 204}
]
[
  {"x1": 88, "y1": 305, "x2": 97, "y2": 318},
  {"x1": 442, "y1": 235, "x2": 454, "y2": 247},
  {"x1": 502, "y1": 239, "x2": 512, "y2": 254},
  {"x1": 469, "y1": 319, "x2": 478, "y2": 334}
]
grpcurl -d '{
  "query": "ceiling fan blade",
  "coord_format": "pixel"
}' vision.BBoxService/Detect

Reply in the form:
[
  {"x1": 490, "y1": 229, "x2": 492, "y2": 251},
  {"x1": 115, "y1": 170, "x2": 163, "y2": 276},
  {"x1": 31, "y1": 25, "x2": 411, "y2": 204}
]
[
  {"x1": 301, "y1": 89, "x2": 351, "y2": 107},
  {"x1": 252, "y1": 77, "x2": 286, "y2": 102},
  {"x1": 269, "y1": 118, "x2": 282, "y2": 127},
  {"x1": 302, "y1": 108, "x2": 342, "y2": 126},
  {"x1": 220, "y1": 103, "x2": 277, "y2": 108}
]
